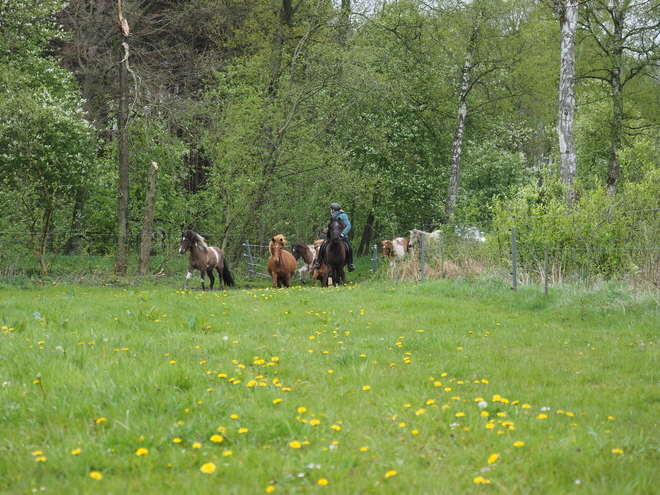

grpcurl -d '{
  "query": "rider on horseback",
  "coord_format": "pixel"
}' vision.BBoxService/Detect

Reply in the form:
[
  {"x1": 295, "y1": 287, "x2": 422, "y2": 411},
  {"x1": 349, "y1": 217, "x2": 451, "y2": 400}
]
[{"x1": 312, "y1": 203, "x2": 356, "y2": 272}]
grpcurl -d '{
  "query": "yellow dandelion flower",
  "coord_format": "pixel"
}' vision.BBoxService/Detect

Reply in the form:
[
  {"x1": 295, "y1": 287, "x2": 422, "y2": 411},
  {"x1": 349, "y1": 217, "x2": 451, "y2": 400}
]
[
  {"x1": 192, "y1": 442, "x2": 202, "y2": 449},
  {"x1": 95, "y1": 417, "x2": 107, "y2": 424},
  {"x1": 89, "y1": 471, "x2": 103, "y2": 480},
  {"x1": 135, "y1": 448, "x2": 148, "y2": 456},
  {"x1": 331, "y1": 424, "x2": 341, "y2": 431},
  {"x1": 173, "y1": 438, "x2": 182, "y2": 443},
  {"x1": 522, "y1": 404, "x2": 531, "y2": 409},
  {"x1": 537, "y1": 414, "x2": 548, "y2": 419},
  {"x1": 513, "y1": 441, "x2": 525, "y2": 448},
  {"x1": 485, "y1": 423, "x2": 495, "y2": 429},
  {"x1": 317, "y1": 478, "x2": 329, "y2": 486},
  {"x1": 455, "y1": 412, "x2": 465, "y2": 417},
  {"x1": 362, "y1": 385, "x2": 371, "y2": 391},
  {"x1": 385, "y1": 470, "x2": 398, "y2": 479},
  {"x1": 35, "y1": 456, "x2": 47, "y2": 462},
  {"x1": 612, "y1": 448, "x2": 624, "y2": 454},
  {"x1": 266, "y1": 487, "x2": 276, "y2": 493},
  {"x1": 210, "y1": 435, "x2": 223, "y2": 443},
  {"x1": 71, "y1": 448, "x2": 82, "y2": 455},
  {"x1": 416, "y1": 409, "x2": 426, "y2": 416},
  {"x1": 310, "y1": 419, "x2": 321, "y2": 426},
  {"x1": 474, "y1": 476, "x2": 491, "y2": 484},
  {"x1": 360, "y1": 446, "x2": 369, "y2": 452},
  {"x1": 238, "y1": 428, "x2": 248, "y2": 434},
  {"x1": 200, "y1": 462, "x2": 216, "y2": 474},
  {"x1": 230, "y1": 414, "x2": 239, "y2": 419},
  {"x1": 298, "y1": 407, "x2": 307, "y2": 414},
  {"x1": 273, "y1": 398, "x2": 282, "y2": 404},
  {"x1": 487, "y1": 453, "x2": 499, "y2": 464},
  {"x1": 222, "y1": 450, "x2": 233, "y2": 456},
  {"x1": 289, "y1": 441, "x2": 302, "y2": 449}
]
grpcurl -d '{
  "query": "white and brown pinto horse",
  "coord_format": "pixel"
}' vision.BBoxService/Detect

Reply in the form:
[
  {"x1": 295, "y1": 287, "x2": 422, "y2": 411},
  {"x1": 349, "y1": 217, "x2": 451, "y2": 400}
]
[
  {"x1": 179, "y1": 230, "x2": 235, "y2": 290},
  {"x1": 381, "y1": 237, "x2": 409, "y2": 263},
  {"x1": 267, "y1": 235, "x2": 297, "y2": 288},
  {"x1": 291, "y1": 242, "x2": 316, "y2": 283}
]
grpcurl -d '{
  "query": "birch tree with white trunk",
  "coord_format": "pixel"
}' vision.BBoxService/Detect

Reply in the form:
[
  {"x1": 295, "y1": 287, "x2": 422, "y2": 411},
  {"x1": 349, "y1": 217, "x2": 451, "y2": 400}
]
[{"x1": 552, "y1": 0, "x2": 579, "y2": 207}]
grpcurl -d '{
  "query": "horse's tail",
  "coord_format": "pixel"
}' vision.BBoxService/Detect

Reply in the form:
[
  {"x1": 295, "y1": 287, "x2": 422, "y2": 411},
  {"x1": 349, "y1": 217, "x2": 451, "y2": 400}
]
[{"x1": 223, "y1": 264, "x2": 235, "y2": 287}]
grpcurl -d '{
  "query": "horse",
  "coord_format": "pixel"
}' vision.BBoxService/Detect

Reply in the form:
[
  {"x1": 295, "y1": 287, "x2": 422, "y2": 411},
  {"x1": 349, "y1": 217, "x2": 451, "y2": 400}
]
[
  {"x1": 381, "y1": 237, "x2": 409, "y2": 261},
  {"x1": 179, "y1": 230, "x2": 235, "y2": 290},
  {"x1": 291, "y1": 242, "x2": 316, "y2": 283},
  {"x1": 324, "y1": 218, "x2": 348, "y2": 287},
  {"x1": 311, "y1": 239, "x2": 329, "y2": 287},
  {"x1": 267, "y1": 235, "x2": 297, "y2": 288}
]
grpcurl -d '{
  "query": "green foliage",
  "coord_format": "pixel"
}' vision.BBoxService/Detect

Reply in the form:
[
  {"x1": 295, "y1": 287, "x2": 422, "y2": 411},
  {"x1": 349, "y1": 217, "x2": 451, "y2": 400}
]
[
  {"x1": 491, "y1": 169, "x2": 660, "y2": 283},
  {"x1": 1, "y1": 280, "x2": 659, "y2": 492}
]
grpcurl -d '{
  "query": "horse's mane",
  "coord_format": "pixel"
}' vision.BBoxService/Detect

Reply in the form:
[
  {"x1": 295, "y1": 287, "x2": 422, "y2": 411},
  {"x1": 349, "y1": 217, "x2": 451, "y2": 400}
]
[
  {"x1": 186, "y1": 230, "x2": 208, "y2": 252},
  {"x1": 271, "y1": 234, "x2": 287, "y2": 246}
]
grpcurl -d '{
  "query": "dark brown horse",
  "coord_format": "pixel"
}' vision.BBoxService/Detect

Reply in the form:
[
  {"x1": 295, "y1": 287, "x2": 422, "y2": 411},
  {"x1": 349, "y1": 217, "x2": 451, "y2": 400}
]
[
  {"x1": 267, "y1": 235, "x2": 297, "y2": 288},
  {"x1": 324, "y1": 218, "x2": 347, "y2": 287},
  {"x1": 179, "y1": 230, "x2": 235, "y2": 290}
]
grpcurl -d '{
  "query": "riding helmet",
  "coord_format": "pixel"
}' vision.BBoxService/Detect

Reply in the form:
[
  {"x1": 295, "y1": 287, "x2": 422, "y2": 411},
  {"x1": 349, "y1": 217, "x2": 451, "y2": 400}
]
[{"x1": 330, "y1": 203, "x2": 341, "y2": 211}]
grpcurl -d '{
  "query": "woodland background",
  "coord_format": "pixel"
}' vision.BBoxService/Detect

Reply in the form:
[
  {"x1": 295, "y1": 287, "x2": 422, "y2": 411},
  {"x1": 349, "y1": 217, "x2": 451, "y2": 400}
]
[{"x1": 2, "y1": 0, "x2": 660, "y2": 283}]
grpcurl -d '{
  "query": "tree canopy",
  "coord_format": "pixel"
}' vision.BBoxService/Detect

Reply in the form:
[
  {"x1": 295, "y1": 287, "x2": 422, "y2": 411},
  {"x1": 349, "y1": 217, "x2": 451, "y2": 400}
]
[{"x1": 1, "y1": 0, "x2": 660, "y2": 274}]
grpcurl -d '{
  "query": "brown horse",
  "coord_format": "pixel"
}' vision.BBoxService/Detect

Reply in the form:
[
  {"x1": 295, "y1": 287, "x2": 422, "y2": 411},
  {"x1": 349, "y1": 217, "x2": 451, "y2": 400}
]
[
  {"x1": 311, "y1": 239, "x2": 329, "y2": 287},
  {"x1": 179, "y1": 230, "x2": 235, "y2": 290},
  {"x1": 324, "y1": 218, "x2": 347, "y2": 287},
  {"x1": 267, "y1": 235, "x2": 297, "y2": 288}
]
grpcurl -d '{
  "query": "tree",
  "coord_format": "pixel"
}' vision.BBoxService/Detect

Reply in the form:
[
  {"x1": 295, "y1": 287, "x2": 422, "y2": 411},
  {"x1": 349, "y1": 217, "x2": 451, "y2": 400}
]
[
  {"x1": 552, "y1": 0, "x2": 579, "y2": 207},
  {"x1": 0, "y1": 1, "x2": 95, "y2": 275},
  {"x1": 579, "y1": 0, "x2": 660, "y2": 196}
]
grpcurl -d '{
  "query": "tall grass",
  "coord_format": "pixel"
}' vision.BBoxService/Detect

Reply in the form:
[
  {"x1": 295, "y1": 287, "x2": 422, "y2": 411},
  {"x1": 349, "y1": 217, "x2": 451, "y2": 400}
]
[{"x1": 1, "y1": 278, "x2": 659, "y2": 494}]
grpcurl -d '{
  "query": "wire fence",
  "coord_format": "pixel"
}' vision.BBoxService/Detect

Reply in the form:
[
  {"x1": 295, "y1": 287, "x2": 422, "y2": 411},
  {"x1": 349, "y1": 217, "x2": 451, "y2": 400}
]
[{"x1": 2, "y1": 210, "x2": 660, "y2": 292}]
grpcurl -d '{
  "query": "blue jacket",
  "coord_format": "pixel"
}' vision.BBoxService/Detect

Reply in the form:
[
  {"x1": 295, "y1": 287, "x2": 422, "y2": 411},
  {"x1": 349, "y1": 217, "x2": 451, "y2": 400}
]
[{"x1": 332, "y1": 210, "x2": 351, "y2": 237}]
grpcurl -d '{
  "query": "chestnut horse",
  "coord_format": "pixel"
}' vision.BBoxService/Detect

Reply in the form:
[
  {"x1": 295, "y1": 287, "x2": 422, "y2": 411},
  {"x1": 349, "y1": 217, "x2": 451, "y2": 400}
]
[
  {"x1": 267, "y1": 235, "x2": 297, "y2": 288},
  {"x1": 179, "y1": 230, "x2": 235, "y2": 290},
  {"x1": 324, "y1": 218, "x2": 347, "y2": 287}
]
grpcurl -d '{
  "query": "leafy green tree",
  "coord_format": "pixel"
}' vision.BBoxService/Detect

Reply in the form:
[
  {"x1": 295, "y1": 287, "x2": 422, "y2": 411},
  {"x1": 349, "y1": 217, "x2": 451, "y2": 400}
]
[
  {"x1": 579, "y1": 0, "x2": 660, "y2": 196},
  {"x1": 0, "y1": 0, "x2": 95, "y2": 275}
]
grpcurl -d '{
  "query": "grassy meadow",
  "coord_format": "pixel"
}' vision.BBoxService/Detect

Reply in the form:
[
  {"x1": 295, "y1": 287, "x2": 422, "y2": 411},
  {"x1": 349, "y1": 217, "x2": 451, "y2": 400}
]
[{"x1": 1, "y1": 276, "x2": 659, "y2": 494}]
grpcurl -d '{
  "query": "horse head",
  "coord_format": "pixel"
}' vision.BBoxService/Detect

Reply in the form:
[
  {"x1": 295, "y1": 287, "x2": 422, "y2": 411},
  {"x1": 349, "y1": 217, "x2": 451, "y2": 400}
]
[
  {"x1": 328, "y1": 219, "x2": 344, "y2": 243},
  {"x1": 270, "y1": 235, "x2": 287, "y2": 264},
  {"x1": 381, "y1": 240, "x2": 394, "y2": 258},
  {"x1": 180, "y1": 230, "x2": 207, "y2": 254}
]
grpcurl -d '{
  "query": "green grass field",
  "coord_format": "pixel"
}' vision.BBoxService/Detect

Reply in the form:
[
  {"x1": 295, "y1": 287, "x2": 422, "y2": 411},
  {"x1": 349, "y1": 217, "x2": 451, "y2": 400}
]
[{"x1": 1, "y1": 276, "x2": 659, "y2": 494}]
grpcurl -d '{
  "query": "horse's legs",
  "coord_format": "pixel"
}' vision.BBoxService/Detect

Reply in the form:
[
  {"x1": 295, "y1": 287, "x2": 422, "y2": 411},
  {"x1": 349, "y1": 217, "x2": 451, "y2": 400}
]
[
  {"x1": 206, "y1": 268, "x2": 215, "y2": 290},
  {"x1": 272, "y1": 273, "x2": 279, "y2": 288},
  {"x1": 184, "y1": 270, "x2": 193, "y2": 290}
]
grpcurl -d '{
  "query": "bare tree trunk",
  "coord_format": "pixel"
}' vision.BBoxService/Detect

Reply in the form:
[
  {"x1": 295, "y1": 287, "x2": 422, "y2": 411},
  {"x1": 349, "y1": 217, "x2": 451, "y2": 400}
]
[
  {"x1": 554, "y1": 0, "x2": 578, "y2": 207},
  {"x1": 138, "y1": 162, "x2": 158, "y2": 275},
  {"x1": 358, "y1": 211, "x2": 375, "y2": 256},
  {"x1": 607, "y1": 4, "x2": 624, "y2": 197},
  {"x1": 445, "y1": 40, "x2": 474, "y2": 222},
  {"x1": 115, "y1": 0, "x2": 130, "y2": 275}
]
